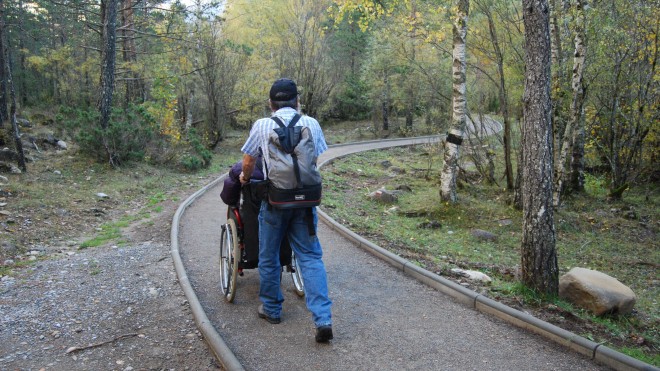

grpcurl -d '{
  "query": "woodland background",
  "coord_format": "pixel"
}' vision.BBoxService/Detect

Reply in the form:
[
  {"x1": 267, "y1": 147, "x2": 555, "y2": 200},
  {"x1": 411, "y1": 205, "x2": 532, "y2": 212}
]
[
  {"x1": 0, "y1": 0, "x2": 657, "y2": 299},
  {"x1": 0, "y1": 0, "x2": 655, "y2": 180},
  {"x1": 0, "y1": 0, "x2": 657, "y2": 363}
]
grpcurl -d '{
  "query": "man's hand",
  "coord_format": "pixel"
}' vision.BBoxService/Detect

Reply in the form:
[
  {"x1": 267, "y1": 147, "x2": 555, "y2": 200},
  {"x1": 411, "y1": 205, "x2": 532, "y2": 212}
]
[{"x1": 241, "y1": 154, "x2": 257, "y2": 184}]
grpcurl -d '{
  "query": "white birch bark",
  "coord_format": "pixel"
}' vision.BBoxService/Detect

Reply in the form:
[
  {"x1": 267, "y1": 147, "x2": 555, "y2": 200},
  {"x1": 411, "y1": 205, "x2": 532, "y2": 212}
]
[
  {"x1": 440, "y1": 0, "x2": 469, "y2": 203},
  {"x1": 185, "y1": 90, "x2": 194, "y2": 132},
  {"x1": 553, "y1": 0, "x2": 587, "y2": 206}
]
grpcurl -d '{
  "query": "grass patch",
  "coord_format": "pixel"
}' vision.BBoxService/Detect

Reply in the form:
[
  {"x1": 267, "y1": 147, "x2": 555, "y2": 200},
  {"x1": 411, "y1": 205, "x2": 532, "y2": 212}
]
[
  {"x1": 88, "y1": 260, "x2": 102, "y2": 275},
  {"x1": 79, "y1": 223, "x2": 124, "y2": 248},
  {"x1": 322, "y1": 145, "x2": 659, "y2": 364},
  {"x1": 0, "y1": 259, "x2": 36, "y2": 276}
]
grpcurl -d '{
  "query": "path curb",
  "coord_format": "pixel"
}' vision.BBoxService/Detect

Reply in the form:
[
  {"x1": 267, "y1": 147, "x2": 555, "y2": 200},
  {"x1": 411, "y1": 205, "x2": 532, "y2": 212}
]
[
  {"x1": 316, "y1": 207, "x2": 657, "y2": 371},
  {"x1": 171, "y1": 173, "x2": 245, "y2": 371}
]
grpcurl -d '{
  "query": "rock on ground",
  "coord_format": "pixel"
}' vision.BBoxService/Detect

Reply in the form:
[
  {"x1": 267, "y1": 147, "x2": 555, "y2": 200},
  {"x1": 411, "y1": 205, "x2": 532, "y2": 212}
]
[{"x1": 559, "y1": 267, "x2": 637, "y2": 316}]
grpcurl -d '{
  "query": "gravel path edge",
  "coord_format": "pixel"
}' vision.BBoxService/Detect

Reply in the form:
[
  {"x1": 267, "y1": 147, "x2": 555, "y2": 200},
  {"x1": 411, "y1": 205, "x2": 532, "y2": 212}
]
[{"x1": 171, "y1": 173, "x2": 245, "y2": 371}]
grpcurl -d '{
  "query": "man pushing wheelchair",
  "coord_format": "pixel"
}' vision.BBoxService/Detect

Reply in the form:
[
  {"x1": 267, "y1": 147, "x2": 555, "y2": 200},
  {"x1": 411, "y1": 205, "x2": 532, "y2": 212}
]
[{"x1": 224, "y1": 78, "x2": 333, "y2": 343}]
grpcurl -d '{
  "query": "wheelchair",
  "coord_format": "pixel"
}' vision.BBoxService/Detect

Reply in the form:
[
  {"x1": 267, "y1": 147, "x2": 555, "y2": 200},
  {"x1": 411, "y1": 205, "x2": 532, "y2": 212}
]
[{"x1": 219, "y1": 182, "x2": 305, "y2": 303}]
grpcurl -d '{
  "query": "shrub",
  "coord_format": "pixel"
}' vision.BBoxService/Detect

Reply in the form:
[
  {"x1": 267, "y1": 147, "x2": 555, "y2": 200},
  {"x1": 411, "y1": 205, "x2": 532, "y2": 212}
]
[
  {"x1": 326, "y1": 75, "x2": 371, "y2": 121},
  {"x1": 61, "y1": 105, "x2": 160, "y2": 165},
  {"x1": 179, "y1": 128, "x2": 212, "y2": 171}
]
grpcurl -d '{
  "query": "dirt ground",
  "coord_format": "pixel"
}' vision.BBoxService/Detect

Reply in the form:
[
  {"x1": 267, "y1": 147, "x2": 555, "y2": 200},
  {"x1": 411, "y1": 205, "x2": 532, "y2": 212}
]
[{"x1": 1, "y1": 172, "x2": 223, "y2": 370}]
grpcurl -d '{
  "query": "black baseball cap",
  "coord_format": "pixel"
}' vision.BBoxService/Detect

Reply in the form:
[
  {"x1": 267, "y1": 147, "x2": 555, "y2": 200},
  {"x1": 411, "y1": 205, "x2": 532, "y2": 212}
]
[{"x1": 269, "y1": 78, "x2": 298, "y2": 101}]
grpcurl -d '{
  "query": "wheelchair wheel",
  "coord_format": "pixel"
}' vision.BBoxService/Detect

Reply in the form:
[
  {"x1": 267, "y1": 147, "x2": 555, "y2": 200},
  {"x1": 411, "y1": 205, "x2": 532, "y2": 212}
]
[
  {"x1": 220, "y1": 219, "x2": 239, "y2": 302},
  {"x1": 291, "y1": 252, "x2": 305, "y2": 297}
]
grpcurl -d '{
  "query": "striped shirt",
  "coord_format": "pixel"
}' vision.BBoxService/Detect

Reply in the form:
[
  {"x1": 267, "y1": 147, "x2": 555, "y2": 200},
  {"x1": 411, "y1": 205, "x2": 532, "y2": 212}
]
[{"x1": 241, "y1": 107, "x2": 328, "y2": 175}]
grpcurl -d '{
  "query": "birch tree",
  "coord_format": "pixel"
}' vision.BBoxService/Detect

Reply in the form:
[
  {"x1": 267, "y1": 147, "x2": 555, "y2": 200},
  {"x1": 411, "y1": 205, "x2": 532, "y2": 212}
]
[
  {"x1": 521, "y1": 0, "x2": 558, "y2": 295},
  {"x1": 553, "y1": 0, "x2": 587, "y2": 206},
  {"x1": 440, "y1": 0, "x2": 469, "y2": 203}
]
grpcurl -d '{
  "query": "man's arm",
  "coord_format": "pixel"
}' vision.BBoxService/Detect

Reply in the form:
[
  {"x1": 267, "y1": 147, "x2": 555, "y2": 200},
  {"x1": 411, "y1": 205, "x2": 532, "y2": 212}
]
[{"x1": 240, "y1": 153, "x2": 257, "y2": 184}]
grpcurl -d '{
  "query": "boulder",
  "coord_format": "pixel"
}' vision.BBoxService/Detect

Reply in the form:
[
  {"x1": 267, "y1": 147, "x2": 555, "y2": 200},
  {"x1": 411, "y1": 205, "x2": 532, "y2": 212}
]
[
  {"x1": 45, "y1": 134, "x2": 58, "y2": 145},
  {"x1": 418, "y1": 220, "x2": 441, "y2": 229},
  {"x1": 451, "y1": 268, "x2": 492, "y2": 283},
  {"x1": 395, "y1": 184, "x2": 412, "y2": 192},
  {"x1": 471, "y1": 229, "x2": 498, "y2": 242},
  {"x1": 17, "y1": 118, "x2": 32, "y2": 128},
  {"x1": 497, "y1": 219, "x2": 513, "y2": 226},
  {"x1": 0, "y1": 149, "x2": 19, "y2": 162},
  {"x1": 559, "y1": 267, "x2": 636, "y2": 316},
  {"x1": 367, "y1": 188, "x2": 398, "y2": 204}
]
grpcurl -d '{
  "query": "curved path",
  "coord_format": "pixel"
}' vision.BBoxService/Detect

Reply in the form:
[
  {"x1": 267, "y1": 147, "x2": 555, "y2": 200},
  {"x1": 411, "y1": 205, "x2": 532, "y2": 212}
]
[{"x1": 173, "y1": 137, "x2": 647, "y2": 371}]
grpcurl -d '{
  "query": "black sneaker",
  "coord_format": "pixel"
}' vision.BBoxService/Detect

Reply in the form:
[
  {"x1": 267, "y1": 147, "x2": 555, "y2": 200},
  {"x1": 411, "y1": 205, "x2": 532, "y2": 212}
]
[
  {"x1": 315, "y1": 325, "x2": 333, "y2": 343},
  {"x1": 257, "y1": 305, "x2": 281, "y2": 324}
]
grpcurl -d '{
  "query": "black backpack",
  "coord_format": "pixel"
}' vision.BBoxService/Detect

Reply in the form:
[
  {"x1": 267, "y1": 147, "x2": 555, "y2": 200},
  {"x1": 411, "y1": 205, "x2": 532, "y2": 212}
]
[{"x1": 265, "y1": 114, "x2": 322, "y2": 209}]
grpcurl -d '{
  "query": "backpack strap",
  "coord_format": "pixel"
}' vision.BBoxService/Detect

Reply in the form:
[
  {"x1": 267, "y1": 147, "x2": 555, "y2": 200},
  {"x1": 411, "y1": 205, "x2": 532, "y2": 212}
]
[{"x1": 271, "y1": 114, "x2": 301, "y2": 129}]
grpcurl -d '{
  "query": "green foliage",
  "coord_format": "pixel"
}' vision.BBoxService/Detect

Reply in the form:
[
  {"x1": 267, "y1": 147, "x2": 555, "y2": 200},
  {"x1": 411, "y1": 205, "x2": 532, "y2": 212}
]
[
  {"x1": 179, "y1": 128, "x2": 212, "y2": 171},
  {"x1": 147, "y1": 192, "x2": 168, "y2": 206},
  {"x1": 618, "y1": 347, "x2": 660, "y2": 367},
  {"x1": 0, "y1": 259, "x2": 36, "y2": 277},
  {"x1": 583, "y1": 173, "x2": 609, "y2": 198},
  {"x1": 61, "y1": 105, "x2": 161, "y2": 165},
  {"x1": 583, "y1": 0, "x2": 658, "y2": 196},
  {"x1": 0, "y1": 127, "x2": 10, "y2": 147},
  {"x1": 327, "y1": 74, "x2": 372, "y2": 120}
]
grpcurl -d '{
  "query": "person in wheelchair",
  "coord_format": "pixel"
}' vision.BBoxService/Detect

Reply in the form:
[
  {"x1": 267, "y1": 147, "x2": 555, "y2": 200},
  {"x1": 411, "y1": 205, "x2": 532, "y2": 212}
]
[{"x1": 220, "y1": 157, "x2": 300, "y2": 285}]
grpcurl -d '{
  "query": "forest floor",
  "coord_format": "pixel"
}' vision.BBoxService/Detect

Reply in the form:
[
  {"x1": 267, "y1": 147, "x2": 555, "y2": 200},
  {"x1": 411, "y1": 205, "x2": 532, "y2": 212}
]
[
  {"x1": 0, "y1": 120, "x2": 657, "y2": 369},
  {"x1": 0, "y1": 140, "x2": 238, "y2": 370}
]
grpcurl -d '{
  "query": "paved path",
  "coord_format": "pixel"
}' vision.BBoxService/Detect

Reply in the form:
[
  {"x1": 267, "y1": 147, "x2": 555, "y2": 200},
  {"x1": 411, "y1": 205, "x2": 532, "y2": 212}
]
[{"x1": 176, "y1": 137, "x2": 608, "y2": 371}]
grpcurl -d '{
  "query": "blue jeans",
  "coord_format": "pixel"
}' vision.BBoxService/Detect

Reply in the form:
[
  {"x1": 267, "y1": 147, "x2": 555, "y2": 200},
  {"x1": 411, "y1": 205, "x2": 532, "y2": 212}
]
[{"x1": 258, "y1": 202, "x2": 332, "y2": 328}]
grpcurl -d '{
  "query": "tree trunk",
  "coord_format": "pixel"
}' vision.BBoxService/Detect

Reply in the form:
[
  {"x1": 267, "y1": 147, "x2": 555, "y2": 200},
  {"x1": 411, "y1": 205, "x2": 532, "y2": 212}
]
[
  {"x1": 513, "y1": 143, "x2": 523, "y2": 210},
  {"x1": 440, "y1": 0, "x2": 469, "y2": 203},
  {"x1": 99, "y1": 0, "x2": 119, "y2": 166},
  {"x1": 0, "y1": 0, "x2": 7, "y2": 126},
  {"x1": 17, "y1": 0, "x2": 26, "y2": 106},
  {"x1": 569, "y1": 112, "x2": 585, "y2": 192},
  {"x1": 549, "y1": 0, "x2": 566, "y2": 161},
  {"x1": 406, "y1": 2, "x2": 417, "y2": 133},
  {"x1": 554, "y1": 0, "x2": 587, "y2": 206},
  {"x1": 521, "y1": 0, "x2": 558, "y2": 296},
  {"x1": 121, "y1": 0, "x2": 143, "y2": 106},
  {"x1": 185, "y1": 89, "x2": 194, "y2": 132},
  {"x1": 1, "y1": 0, "x2": 26, "y2": 171},
  {"x1": 484, "y1": 5, "x2": 514, "y2": 190},
  {"x1": 382, "y1": 73, "x2": 390, "y2": 132}
]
